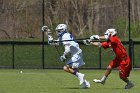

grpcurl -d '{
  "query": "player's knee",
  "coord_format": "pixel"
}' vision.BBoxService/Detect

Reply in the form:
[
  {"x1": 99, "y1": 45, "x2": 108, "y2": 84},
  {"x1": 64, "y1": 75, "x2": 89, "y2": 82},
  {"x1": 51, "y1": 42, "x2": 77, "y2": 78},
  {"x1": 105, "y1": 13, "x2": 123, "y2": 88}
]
[
  {"x1": 106, "y1": 65, "x2": 112, "y2": 70},
  {"x1": 119, "y1": 70, "x2": 129, "y2": 80},
  {"x1": 63, "y1": 66, "x2": 68, "y2": 71},
  {"x1": 119, "y1": 74, "x2": 127, "y2": 80}
]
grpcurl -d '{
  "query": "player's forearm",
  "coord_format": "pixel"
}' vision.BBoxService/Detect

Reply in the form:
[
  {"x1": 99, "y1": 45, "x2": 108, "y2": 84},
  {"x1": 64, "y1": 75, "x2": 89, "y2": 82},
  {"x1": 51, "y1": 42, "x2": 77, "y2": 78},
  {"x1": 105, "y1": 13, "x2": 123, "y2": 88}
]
[
  {"x1": 99, "y1": 36, "x2": 106, "y2": 40},
  {"x1": 90, "y1": 42, "x2": 102, "y2": 47}
]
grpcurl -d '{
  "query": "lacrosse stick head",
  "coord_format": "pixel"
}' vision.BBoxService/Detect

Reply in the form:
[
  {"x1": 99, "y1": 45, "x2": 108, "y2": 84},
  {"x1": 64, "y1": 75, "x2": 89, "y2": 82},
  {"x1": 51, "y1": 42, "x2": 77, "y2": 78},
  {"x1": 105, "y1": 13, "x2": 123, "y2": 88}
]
[{"x1": 55, "y1": 24, "x2": 67, "y2": 37}]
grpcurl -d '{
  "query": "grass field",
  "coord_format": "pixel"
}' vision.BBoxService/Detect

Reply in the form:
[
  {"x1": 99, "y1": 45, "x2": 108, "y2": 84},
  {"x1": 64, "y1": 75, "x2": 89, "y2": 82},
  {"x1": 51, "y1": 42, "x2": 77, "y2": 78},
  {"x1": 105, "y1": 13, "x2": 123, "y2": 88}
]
[{"x1": 0, "y1": 69, "x2": 139, "y2": 93}]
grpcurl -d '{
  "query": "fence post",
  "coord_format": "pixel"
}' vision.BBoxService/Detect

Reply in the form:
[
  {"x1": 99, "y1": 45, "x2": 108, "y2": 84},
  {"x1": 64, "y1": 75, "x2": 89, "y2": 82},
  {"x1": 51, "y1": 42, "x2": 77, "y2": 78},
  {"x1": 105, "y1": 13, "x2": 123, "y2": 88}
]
[
  {"x1": 133, "y1": 44, "x2": 134, "y2": 68},
  {"x1": 12, "y1": 43, "x2": 15, "y2": 69},
  {"x1": 42, "y1": 0, "x2": 45, "y2": 69},
  {"x1": 128, "y1": 0, "x2": 133, "y2": 68},
  {"x1": 129, "y1": 39, "x2": 134, "y2": 68},
  {"x1": 99, "y1": 47, "x2": 102, "y2": 69}
]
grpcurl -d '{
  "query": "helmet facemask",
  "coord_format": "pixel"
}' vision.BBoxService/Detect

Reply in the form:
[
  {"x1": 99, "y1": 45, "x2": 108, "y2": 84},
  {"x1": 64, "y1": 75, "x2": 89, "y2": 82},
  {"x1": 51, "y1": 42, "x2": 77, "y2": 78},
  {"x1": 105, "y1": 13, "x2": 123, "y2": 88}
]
[
  {"x1": 55, "y1": 24, "x2": 67, "y2": 37},
  {"x1": 56, "y1": 29, "x2": 65, "y2": 37}
]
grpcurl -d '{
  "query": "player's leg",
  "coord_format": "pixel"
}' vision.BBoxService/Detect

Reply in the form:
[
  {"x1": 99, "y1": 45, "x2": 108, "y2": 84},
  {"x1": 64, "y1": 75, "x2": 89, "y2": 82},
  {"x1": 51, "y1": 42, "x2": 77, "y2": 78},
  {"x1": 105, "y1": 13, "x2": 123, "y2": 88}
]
[
  {"x1": 65, "y1": 53, "x2": 85, "y2": 84},
  {"x1": 74, "y1": 53, "x2": 90, "y2": 88},
  {"x1": 119, "y1": 70, "x2": 134, "y2": 89},
  {"x1": 63, "y1": 64, "x2": 85, "y2": 85},
  {"x1": 64, "y1": 63, "x2": 85, "y2": 85},
  {"x1": 93, "y1": 65, "x2": 112, "y2": 85},
  {"x1": 119, "y1": 57, "x2": 134, "y2": 89},
  {"x1": 63, "y1": 65, "x2": 75, "y2": 74},
  {"x1": 93, "y1": 59, "x2": 119, "y2": 85},
  {"x1": 101, "y1": 65, "x2": 112, "y2": 82},
  {"x1": 63, "y1": 65, "x2": 89, "y2": 88},
  {"x1": 63, "y1": 65, "x2": 81, "y2": 77},
  {"x1": 64, "y1": 53, "x2": 90, "y2": 88}
]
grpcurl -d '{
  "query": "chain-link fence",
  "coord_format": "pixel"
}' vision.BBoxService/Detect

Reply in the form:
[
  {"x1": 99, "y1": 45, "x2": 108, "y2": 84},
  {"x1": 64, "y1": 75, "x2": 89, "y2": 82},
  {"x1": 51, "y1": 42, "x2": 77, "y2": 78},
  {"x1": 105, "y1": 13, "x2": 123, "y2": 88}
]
[{"x1": 0, "y1": 0, "x2": 140, "y2": 69}]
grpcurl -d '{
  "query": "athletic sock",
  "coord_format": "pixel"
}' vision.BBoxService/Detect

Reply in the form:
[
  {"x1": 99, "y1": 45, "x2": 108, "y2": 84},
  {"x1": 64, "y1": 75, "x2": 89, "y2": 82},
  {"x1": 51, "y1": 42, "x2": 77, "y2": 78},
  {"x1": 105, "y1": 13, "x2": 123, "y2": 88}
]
[
  {"x1": 75, "y1": 72, "x2": 82, "y2": 77},
  {"x1": 101, "y1": 75, "x2": 107, "y2": 81}
]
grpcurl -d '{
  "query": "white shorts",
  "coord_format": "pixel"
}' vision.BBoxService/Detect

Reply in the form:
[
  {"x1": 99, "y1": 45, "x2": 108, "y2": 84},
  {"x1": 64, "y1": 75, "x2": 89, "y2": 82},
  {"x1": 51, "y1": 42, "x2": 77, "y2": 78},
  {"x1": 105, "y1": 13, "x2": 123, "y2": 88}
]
[{"x1": 66, "y1": 53, "x2": 85, "y2": 68}]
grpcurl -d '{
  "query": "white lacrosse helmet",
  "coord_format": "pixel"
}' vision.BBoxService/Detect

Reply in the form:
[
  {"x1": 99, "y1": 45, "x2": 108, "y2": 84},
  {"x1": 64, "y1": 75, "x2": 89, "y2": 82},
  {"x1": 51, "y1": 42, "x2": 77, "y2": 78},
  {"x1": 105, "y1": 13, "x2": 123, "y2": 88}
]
[
  {"x1": 104, "y1": 28, "x2": 117, "y2": 39},
  {"x1": 55, "y1": 24, "x2": 67, "y2": 36}
]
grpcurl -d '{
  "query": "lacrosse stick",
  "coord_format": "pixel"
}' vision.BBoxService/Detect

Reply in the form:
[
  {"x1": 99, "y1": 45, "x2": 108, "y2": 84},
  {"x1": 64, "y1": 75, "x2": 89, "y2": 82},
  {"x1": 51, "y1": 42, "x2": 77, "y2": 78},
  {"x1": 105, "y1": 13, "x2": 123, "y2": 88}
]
[
  {"x1": 41, "y1": 25, "x2": 61, "y2": 56},
  {"x1": 52, "y1": 38, "x2": 106, "y2": 43}
]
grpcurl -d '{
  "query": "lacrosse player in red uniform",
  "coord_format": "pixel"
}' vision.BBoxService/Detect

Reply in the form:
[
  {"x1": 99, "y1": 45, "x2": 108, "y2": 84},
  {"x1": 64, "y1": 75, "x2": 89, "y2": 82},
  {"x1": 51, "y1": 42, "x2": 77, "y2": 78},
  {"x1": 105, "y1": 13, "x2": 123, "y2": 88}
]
[{"x1": 83, "y1": 28, "x2": 134, "y2": 89}]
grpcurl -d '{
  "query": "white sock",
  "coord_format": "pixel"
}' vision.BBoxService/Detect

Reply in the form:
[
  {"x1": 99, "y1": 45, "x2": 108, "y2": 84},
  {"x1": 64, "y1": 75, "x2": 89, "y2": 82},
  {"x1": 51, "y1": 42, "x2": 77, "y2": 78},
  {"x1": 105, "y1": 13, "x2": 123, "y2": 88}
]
[
  {"x1": 76, "y1": 72, "x2": 80, "y2": 77},
  {"x1": 101, "y1": 75, "x2": 107, "y2": 81}
]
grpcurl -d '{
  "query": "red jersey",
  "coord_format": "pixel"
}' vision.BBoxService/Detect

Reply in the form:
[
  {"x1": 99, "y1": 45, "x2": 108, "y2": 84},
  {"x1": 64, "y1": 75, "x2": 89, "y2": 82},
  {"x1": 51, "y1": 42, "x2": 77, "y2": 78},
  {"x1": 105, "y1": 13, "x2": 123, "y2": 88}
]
[
  {"x1": 101, "y1": 36, "x2": 128, "y2": 60},
  {"x1": 101, "y1": 36, "x2": 131, "y2": 78}
]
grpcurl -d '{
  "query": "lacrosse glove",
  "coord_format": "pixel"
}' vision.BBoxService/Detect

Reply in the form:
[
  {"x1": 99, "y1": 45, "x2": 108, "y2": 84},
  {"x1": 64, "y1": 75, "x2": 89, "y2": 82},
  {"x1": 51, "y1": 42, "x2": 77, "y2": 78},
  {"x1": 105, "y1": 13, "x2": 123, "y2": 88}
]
[
  {"x1": 60, "y1": 54, "x2": 67, "y2": 62},
  {"x1": 83, "y1": 39, "x2": 91, "y2": 45},
  {"x1": 90, "y1": 35, "x2": 100, "y2": 40}
]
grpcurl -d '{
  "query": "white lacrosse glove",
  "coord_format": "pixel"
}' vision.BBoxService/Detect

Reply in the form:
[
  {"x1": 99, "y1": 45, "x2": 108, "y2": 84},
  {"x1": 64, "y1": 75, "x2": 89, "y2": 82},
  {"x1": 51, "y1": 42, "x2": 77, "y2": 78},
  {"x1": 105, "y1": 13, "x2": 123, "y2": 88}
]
[
  {"x1": 47, "y1": 35, "x2": 53, "y2": 44},
  {"x1": 90, "y1": 35, "x2": 100, "y2": 40},
  {"x1": 83, "y1": 39, "x2": 91, "y2": 45},
  {"x1": 49, "y1": 40, "x2": 59, "y2": 46},
  {"x1": 53, "y1": 40, "x2": 59, "y2": 45},
  {"x1": 60, "y1": 54, "x2": 67, "y2": 62}
]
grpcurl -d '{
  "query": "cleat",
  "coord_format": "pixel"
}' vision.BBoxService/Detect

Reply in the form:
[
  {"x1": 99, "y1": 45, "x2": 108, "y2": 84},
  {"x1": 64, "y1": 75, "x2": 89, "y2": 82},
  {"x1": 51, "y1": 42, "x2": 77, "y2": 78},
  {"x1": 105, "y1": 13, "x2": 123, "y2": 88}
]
[
  {"x1": 82, "y1": 80, "x2": 90, "y2": 89},
  {"x1": 125, "y1": 82, "x2": 134, "y2": 89},
  {"x1": 93, "y1": 79, "x2": 105, "y2": 85}
]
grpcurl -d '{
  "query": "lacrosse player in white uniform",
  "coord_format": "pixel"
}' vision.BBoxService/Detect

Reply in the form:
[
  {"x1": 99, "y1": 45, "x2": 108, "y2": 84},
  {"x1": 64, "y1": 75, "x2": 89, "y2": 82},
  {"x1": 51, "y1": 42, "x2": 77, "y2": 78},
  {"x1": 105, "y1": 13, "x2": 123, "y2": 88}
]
[{"x1": 42, "y1": 24, "x2": 90, "y2": 88}]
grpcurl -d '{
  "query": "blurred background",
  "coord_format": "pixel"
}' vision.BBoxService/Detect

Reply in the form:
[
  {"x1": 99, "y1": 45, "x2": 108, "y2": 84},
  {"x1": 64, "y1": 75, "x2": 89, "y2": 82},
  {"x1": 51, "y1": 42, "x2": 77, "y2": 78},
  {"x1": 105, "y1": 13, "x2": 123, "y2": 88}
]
[{"x1": 0, "y1": 0, "x2": 140, "y2": 69}]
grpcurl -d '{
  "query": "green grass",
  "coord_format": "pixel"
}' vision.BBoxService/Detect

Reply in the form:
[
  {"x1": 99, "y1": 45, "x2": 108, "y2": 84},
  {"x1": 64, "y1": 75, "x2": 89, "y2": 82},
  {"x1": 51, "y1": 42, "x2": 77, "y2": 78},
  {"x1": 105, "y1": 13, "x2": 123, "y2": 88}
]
[{"x1": 0, "y1": 69, "x2": 139, "y2": 93}]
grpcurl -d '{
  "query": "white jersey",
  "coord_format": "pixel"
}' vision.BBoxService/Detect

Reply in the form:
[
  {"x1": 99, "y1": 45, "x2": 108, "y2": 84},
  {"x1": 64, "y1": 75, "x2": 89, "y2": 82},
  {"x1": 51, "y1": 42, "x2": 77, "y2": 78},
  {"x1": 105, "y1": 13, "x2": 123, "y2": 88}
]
[
  {"x1": 59, "y1": 32, "x2": 85, "y2": 68},
  {"x1": 61, "y1": 32, "x2": 82, "y2": 55}
]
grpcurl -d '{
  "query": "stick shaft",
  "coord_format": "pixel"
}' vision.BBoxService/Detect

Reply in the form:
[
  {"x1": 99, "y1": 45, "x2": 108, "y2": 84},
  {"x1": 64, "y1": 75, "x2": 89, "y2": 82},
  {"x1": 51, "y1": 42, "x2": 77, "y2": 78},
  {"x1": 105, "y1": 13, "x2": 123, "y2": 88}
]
[{"x1": 54, "y1": 39, "x2": 106, "y2": 42}]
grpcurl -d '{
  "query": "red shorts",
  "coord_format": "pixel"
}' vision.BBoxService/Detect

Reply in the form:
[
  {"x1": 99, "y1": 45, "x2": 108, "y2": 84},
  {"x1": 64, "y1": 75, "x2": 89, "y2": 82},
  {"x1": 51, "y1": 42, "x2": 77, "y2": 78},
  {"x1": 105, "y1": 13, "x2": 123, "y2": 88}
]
[{"x1": 109, "y1": 56, "x2": 132, "y2": 79}]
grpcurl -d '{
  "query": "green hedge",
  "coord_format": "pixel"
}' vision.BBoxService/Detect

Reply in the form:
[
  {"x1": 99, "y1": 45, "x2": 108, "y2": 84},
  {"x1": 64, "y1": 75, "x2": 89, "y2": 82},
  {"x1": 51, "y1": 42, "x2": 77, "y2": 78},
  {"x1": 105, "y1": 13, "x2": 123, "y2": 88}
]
[{"x1": 0, "y1": 44, "x2": 139, "y2": 68}]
